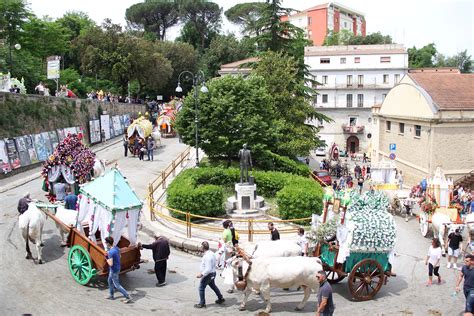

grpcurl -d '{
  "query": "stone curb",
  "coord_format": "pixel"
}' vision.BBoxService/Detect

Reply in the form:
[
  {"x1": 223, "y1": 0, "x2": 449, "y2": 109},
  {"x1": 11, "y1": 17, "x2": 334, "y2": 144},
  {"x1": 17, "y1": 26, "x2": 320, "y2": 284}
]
[{"x1": 0, "y1": 137, "x2": 122, "y2": 194}]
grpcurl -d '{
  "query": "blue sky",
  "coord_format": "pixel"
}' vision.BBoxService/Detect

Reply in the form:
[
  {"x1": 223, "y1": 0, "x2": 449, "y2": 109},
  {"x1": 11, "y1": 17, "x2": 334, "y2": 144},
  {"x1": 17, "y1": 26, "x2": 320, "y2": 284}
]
[{"x1": 29, "y1": 0, "x2": 473, "y2": 56}]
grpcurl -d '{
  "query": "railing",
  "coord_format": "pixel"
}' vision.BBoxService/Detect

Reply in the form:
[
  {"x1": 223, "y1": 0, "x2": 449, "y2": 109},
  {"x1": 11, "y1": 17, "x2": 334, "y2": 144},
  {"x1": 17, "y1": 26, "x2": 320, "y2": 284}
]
[
  {"x1": 341, "y1": 124, "x2": 365, "y2": 134},
  {"x1": 310, "y1": 172, "x2": 329, "y2": 187}
]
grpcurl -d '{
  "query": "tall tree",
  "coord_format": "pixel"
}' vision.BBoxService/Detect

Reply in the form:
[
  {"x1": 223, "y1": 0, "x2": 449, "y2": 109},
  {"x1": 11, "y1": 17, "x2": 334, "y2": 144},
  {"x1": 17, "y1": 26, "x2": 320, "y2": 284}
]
[
  {"x1": 436, "y1": 50, "x2": 472, "y2": 73},
  {"x1": 21, "y1": 17, "x2": 70, "y2": 59},
  {"x1": 323, "y1": 30, "x2": 392, "y2": 46},
  {"x1": 56, "y1": 11, "x2": 96, "y2": 41},
  {"x1": 178, "y1": 1, "x2": 222, "y2": 52},
  {"x1": 408, "y1": 43, "x2": 437, "y2": 68},
  {"x1": 125, "y1": 0, "x2": 179, "y2": 40},
  {"x1": 225, "y1": 2, "x2": 268, "y2": 36},
  {"x1": 0, "y1": 0, "x2": 31, "y2": 46}
]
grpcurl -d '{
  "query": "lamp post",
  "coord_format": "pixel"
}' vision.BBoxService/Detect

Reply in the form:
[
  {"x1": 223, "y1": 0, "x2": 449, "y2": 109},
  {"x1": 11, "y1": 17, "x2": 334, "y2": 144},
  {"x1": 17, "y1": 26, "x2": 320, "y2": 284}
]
[
  {"x1": 8, "y1": 43, "x2": 21, "y2": 74},
  {"x1": 176, "y1": 70, "x2": 208, "y2": 167}
]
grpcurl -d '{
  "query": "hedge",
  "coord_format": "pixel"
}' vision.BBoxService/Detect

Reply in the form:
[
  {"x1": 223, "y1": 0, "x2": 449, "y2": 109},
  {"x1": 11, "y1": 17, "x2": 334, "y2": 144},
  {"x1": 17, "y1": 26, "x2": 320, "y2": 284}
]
[{"x1": 167, "y1": 167, "x2": 323, "y2": 220}]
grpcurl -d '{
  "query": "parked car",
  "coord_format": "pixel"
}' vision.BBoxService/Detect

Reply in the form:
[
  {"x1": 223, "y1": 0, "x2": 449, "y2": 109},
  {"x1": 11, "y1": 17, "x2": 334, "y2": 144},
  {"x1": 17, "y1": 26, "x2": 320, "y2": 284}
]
[
  {"x1": 315, "y1": 147, "x2": 326, "y2": 156},
  {"x1": 312, "y1": 169, "x2": 332, "y2": 185}
]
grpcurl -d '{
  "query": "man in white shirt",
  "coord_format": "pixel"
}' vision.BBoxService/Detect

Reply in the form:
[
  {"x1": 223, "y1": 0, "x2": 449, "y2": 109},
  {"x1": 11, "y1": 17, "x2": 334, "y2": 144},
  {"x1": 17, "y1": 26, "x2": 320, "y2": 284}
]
[
  {"x1": 35, "y1": 82, "x2": 45, "y2": 95},
  {"x1": 195, "y1": 241, "x2": 225, "y2": 308}
]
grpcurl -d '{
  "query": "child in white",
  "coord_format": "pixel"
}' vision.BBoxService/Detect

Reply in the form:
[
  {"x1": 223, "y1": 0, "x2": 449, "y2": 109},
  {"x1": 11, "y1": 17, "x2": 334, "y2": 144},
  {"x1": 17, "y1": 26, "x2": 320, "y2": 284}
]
[{"x1": 425, "y1": 237, "x2": 442, "y2": 286}]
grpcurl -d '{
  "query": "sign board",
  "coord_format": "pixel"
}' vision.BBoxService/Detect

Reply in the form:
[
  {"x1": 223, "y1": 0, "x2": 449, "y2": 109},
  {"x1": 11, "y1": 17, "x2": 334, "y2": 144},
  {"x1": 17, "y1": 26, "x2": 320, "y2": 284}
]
[
  {"x1": 47, "y1": 56, "x2": 61, "y2": 79},
  {"x1": 157, "y1": 95, "x2": 163, "y2": 101},
  {"x1": 389, "y1": 153, "x2": 396, "y2": 160},
  {"x1": 389, "y1": 143, "x2": 396, "y2": 151}
]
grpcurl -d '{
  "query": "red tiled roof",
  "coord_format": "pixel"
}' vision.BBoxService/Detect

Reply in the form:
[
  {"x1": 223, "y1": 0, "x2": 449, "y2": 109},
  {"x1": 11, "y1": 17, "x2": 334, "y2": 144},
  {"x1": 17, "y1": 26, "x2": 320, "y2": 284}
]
[
  {"x1": 220, "y1": 57, "x2": 259, "y2": 69},
  {"x1": 408, "y1": 70, "x2": 474, "y2": 110}
]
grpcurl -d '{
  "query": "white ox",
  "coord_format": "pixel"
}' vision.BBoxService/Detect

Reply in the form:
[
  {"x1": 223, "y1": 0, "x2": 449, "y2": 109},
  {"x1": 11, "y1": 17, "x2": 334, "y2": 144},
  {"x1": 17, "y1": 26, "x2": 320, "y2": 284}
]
[
  {"x1": 431, "y1": 212, "x2": 463, "y2": 255},
  {"x1": 231, "y1": 256, "x2": 323, "y2": 313},
  {"x1": 239, "y1": 240, "x2": 302, "y2": 258},
  {"x1": 18, "y1": 203, "x2": 46, "y2": 264},
  {"x1": 92, "y1": 158, "x2": 106, "y2": 178}
]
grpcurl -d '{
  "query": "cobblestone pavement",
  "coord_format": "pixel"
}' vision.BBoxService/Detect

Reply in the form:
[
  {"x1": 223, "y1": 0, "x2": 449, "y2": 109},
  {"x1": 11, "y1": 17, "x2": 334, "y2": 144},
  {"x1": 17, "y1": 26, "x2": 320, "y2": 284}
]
[{"x1": 0, "y1": 140, "x2": 466, "y2": 315}]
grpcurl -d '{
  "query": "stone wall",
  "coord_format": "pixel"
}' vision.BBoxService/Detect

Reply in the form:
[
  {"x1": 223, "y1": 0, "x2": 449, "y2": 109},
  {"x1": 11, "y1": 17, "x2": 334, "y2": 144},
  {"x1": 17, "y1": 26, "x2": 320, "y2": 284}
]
[{"x1": 0, "y1": 92, "x2": 145, "y2": 139}]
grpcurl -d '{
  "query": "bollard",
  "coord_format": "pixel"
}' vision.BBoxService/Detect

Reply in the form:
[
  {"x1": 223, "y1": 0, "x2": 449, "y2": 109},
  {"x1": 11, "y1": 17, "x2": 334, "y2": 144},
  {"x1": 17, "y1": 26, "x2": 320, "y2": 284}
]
[{"x1": 186, "y1": 212, "x2": 192, "y2": 238}]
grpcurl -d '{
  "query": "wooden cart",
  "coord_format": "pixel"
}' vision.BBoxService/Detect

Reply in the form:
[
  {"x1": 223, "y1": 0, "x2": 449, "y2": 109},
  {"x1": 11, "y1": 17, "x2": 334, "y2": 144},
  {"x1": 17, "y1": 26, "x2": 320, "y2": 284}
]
[
  {"x1": 313, "y1": 192, "x2": 395, "y2": 301},
  {"x1": 38, "y1": 204, "x2": 142, "y2": 285}
]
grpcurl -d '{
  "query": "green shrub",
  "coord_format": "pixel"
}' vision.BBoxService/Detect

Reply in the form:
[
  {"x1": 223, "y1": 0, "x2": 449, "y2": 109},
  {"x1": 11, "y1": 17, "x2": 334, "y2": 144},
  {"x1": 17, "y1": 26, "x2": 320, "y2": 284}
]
[
  {"x1": 167, "y1": 167, "x2": 323, "y2": 221},
  {"x1": 256, "y1": 150, "x2": 311, "y2": 177},
  {"x1": 276, "y1": 178, "x2": 324, "y2": 220}
]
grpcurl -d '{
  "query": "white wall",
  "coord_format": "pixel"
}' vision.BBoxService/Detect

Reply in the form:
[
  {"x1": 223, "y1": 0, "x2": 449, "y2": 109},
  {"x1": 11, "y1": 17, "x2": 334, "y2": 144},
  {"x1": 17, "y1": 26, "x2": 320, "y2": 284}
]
[{"x1": 305, "y1": 52, "x2": 408, "y2": 71}]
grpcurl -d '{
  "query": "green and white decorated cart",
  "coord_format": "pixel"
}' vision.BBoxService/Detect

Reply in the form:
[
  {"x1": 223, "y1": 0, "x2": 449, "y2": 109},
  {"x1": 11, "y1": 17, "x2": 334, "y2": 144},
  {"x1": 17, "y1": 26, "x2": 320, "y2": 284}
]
[{"x1": 311, "y1": 188, "x2": 397, "y2": 301}]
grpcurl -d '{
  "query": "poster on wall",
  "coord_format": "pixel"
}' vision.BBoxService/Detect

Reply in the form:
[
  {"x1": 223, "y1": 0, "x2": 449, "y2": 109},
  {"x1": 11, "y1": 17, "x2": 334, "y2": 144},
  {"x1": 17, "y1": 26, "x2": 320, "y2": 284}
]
[
  {"x1": 100, "y1": 115, "x2": 111, "y2": 140},
  {"x1": 113, "y1": 116, "x2": 122, "y2": 136},
  {"x1": 123, "y1": 114, "x2": 131, "y2": 130},
  {"x1": 0, "y1": 140, "x2": 11, "y2": 174},
  {"x1": 5, "y1": 138, "x2": 21, "y2": 169},
  {"x1": 14, "y1": 136, "x2": 32, "y2": 167},
  {"x1": 41, "y1": 132, "x2": 53, "y2": 156},
  {"x1": 25, "y1": 135, "x2": 39, "y2": 164},
  {"x1": 57, "y1": 129, "x2": 66, "y2": 142},
  {"x1": 109, "y1": 117, "x2": 116, "y2": 138},
  {"x1": 76, "y1": 126, "x2": 86, "y2": 145},
  {"x1": 48, "y1": 131, "x2": 59, "y2": 151},
  {"x1": 64, "y1": 127, "x2": 77, "y2": 136},
  {"x1": 89, "y1": 120, "x2": 101, "y2": 144},
  {"x1": 33, "y1": 134, "x2": 48, "y2": 161}
]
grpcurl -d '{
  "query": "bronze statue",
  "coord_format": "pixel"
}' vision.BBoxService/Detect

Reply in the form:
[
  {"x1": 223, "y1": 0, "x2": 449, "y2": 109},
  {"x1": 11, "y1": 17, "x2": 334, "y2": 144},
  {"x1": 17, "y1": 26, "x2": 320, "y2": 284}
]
[{"x1": 238, "y1": 144, "x2": 252, "y2": 183}]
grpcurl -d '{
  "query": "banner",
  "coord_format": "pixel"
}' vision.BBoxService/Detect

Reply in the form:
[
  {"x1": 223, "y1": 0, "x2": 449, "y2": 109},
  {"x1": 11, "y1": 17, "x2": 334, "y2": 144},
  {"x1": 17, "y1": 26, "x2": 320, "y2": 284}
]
[
  {"x1": 41, "y1": 132, "x2": 53, "y2": 156},
  {"x1": 25, "y1": 135, "x2": 39, "y2": 164},
  {"x1": 113, "y1": 116, "x2": 122, "y2": 135},
  {"x1": 123, "y1": 114, "x2": 131, "y2": 129},
  {"x1": 109, "y1": 116, "x2": 116, "y2": 138},
  {"x1": 89, "y1": 120, "x2": 101, "y2": 144},
  {"x1": 5, "y1": 138, "x2": 21, "y2": 169},
  {"x1": 100, "y1": 115, "x2": 111, "y2": 140},
  {"x1": 0, "y1": 140, "x2": 11, "y2": 174},
  {"x1": 48, "y1": 131, "x2": 59, "y2": 151},
  {"x1": 47, "y1": 56, "x2": 60, "y2": 79},
  {"x1": 14, "y1": 136, "x2": 32, "y2": 167}
]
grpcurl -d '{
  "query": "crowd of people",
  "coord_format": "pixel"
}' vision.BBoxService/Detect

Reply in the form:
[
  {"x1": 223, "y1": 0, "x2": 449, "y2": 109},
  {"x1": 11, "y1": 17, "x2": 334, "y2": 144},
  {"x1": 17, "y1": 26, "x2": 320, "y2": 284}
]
[{"x1": 123, "y1": 134, "x2": 155, "y2": 161}]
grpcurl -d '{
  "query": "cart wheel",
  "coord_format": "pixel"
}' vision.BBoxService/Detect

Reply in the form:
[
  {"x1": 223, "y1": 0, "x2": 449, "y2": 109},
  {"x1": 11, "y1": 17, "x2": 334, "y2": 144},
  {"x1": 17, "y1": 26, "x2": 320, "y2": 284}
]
[
  {"x1": 419, "y1": 212, "x2": 430, "y2": 237},
  {"x1": 348, "y1": 258, "x2": 384, "y2": 301},
  {"x1": 68, "y1": 245, "x2": 96, "y2": 285},
  {"x1": 326, "y1": 270, "x2": 345, "y2": 284}
]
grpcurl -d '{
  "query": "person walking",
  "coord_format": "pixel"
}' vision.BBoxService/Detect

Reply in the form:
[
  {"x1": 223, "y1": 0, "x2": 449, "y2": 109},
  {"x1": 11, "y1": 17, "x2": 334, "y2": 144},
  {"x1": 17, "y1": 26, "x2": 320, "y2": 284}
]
[
  {"x1": 456, "y1": 254, "x2": 474, "y2": 314},
  {"x1": 105, "y1": 237, "x2": 132, "y2": 303},
  {"x1": 229, "y1": 221, "x2": 239, "y2": 246},
  {"x1": 64, "y1": 188, "x2": 77, "y2": 210},
  {"x1": 316, "y1": 270, "x2": 335, "y2": 316},
  {"x1": 194, "y1": 241, "x2": 225, "y2": 309},
  {"x1": 357, "y1": 176, "x2": 364, "y2": 194},
  {"x1": 447, "y1": 228, "x2": 463, "y2": 269},
  {"x1": 146, "y1": 137, "x2": 154, "y2": 161},
  {"x1": 425, "y1": 237, "x2": 443, "y2": 286},
  {"x1": 139, "y1": 235, "x2": 170, "y2": 287},
  {"x1": 53, "y1": 181, "x2": 67, "y2": 201},
  {"x1": 123, "y1": 134, "x2": 128, "y2": 157},
  {"x1": 268, "y1": 222, "x2": 280, "y2": 241},
  {"x1": 297, "y1": 228, "x2": 309, "y2": 256},
  {"x1": 17, "y1": 193, "x2": 31, "y2": 215}
]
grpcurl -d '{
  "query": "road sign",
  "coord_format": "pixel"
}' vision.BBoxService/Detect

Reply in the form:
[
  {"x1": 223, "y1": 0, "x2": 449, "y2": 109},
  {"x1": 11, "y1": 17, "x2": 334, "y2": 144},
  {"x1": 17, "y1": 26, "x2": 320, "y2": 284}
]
[
  {"x1": 389, "y1": 153, "x2": 396, "y2": 160},
  {"x1": 389, "y1": 143, "x2": 396, "y2": 151},
  {"x1": 47, "y1": 56, "x2": 61, "y2": 79}
]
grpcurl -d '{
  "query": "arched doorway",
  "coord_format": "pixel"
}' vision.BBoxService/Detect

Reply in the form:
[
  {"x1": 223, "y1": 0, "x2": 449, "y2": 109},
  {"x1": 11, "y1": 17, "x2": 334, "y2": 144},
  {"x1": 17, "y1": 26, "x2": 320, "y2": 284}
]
[{"x1": 347, "y1": 136, "x2": 359, "y2": 154}]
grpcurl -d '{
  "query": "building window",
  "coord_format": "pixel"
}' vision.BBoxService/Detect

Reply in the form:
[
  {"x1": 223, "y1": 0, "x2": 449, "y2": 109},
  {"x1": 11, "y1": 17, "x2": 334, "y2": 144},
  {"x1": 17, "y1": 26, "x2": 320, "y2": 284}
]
[
  {"x1": 308, "y1": 17, "x2": 312, "y2": 25},
  {"x1": 322, "y1": 75, "x2": 328, "y2": 84},
  {"x1": 340, "y1": 57, "x2": 346, "y2": 64},
  {"x1": 313, "y1": 95, "x2": 318, "y2": 104},
  {"x1": 322, "y1": 94, "x2": 328, "y2": 103},
  {"x1": 349, "y1": 117, "x2": 357, "y2": 126},
  {"x1": 380, "y1": 56, "x2": 391, "y2": 63},
  {"x1": 399, "y1": 122, "x2": 405, "y2": 134},
  {"x1": 357, "y1": 94, "x2": 364, "y2": 107},
  {"x1": 415, "y1": 125, "x2": 421, "y2": 137},
  {"x1": 383, "y1": 74, "x2": 389, "y2": 84},
  {"x1": 395, "y1": 74, "x2": 400, "y2": 84},
  {"x1": 386, "y1": 121, "x2": 391, "y2": 132},
  {"x1": 344, "y1": 22, "x2": 347, "y2": 28},
  {"x1": 354, "y1": 57, "x2": 360, "y2": 63},
  {"x1": 358, "y1": 75, "x2": 364, "y2": 87},
  {"x1": 346, "y1": 94, "x2": 353, "y2": 107},
  {"x1": 320, "y1": 58, "x2": 330, "y2": 64},
  {"x1": 382, "y1": 93, "x2": 387, "y2": 101},
  {"x1": 347, "y1": 75, "x2": 353, "y2": 87}
]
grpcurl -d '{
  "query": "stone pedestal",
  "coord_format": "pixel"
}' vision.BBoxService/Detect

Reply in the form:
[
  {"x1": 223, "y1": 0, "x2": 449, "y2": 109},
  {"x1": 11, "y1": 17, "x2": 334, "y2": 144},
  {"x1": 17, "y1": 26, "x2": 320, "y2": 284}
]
[{"x1": 225, "y1": 183, "x2": 266, "y2": 215}]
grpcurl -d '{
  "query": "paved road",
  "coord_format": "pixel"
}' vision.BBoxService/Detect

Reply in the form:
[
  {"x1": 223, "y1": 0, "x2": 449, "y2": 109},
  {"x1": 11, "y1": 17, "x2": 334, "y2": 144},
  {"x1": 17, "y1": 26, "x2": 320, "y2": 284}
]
[{"x1": 0, "y1": 141, "x2": 466, "y2": 315}]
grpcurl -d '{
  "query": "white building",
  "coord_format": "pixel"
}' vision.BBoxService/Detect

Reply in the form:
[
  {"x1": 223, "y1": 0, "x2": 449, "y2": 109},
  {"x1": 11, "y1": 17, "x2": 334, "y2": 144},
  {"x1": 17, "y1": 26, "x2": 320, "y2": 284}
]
[{"x1": 305, "y1": 44, "x2": 408, "y2": 154}]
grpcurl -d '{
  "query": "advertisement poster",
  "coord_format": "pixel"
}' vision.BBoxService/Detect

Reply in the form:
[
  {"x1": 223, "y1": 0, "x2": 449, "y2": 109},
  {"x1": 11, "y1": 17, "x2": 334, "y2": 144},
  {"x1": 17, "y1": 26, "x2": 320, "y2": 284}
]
[
  {"x1": 123, "y1": 114, "x2": 131, "y2": 132},
  {"x1": 0, "y1": 140, "x2": 11, "y2": 174},
  {"x1": 113, "y1": 116, "x2": 122, "y2": 136},
  {"x1": 89, "y1": 120, "x2": 101, "y2": 144},
  {"x1": 41, "y1": 132, "x2": 53, "y2": 156},
  {"x1": 76, "y1": 126, "x2": 86, "y2": 145},
  {"x1": 33, "y1": 133, "x2": 52, "y2": 161},
  {"x1": 57, "y1": 129, "x2": 66, "y2": 142},
  {"x1": 48, "y1": 131, "x2": 59, "y2": 151},
  {"x1": 100, "y1": 115, "x2": 111, "y2": 140},
  {"x1": 25, "y1": 135, "x2": 39, "y2": 164},
  {"x1": 109, "y1": 116, "x2": 116, "y2": 138},
  {"x1": 5, "y1": 138, "x2": 21, "y2": 169},
  {"x1": 64, "y1": 127, "x2": 77, "y2": 136},
  {"x1": 14, "y1": 136, "x2": 32, "y2": 167}
]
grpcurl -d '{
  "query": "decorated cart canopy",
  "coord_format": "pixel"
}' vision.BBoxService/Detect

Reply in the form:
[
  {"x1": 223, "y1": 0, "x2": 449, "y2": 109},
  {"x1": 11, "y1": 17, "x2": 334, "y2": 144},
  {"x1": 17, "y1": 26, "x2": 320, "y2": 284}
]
[
  {"x1": 370, "y1": 158, "x2": 397, "y2": 188},
  {"x1": 127, "y1": 116, "x2": 153, "y2": 139},
  {"x1": 41, "y1": 133, "x2": 95, "y2": 185},
  {"x1": 427, "y1": 167, "x2": 453, "y2": 208},
  {"x1": 77, "y1": 168, "x2": 142, "y2": 247}
]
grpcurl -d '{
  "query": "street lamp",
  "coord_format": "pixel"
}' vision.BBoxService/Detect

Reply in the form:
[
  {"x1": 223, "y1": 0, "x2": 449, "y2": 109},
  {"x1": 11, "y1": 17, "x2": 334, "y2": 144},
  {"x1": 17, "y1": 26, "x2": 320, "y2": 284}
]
[
  {"x1": 176, "y1": 70, "x2": 208, "y2": 167},
  {"x1": 8, "y1": 43, "x2": 21, "y2": 74}
]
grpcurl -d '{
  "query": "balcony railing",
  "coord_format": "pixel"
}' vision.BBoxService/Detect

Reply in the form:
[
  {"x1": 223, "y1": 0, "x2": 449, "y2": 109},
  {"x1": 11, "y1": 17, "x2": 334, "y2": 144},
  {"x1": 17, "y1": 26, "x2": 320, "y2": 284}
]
[
  {"x1": 342, "y1": 124, "x2": 365, "y2": 134},
  {"x1": 316, "y1": 83, "x2": 391, "y2": 89}
]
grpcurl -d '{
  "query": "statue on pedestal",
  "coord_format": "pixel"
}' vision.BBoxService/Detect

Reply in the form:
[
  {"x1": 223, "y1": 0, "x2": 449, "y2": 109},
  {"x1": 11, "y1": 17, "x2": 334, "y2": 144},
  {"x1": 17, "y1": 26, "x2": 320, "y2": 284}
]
[{"x1": 238, "y1": 144, "x2": 252, "y2": 184}]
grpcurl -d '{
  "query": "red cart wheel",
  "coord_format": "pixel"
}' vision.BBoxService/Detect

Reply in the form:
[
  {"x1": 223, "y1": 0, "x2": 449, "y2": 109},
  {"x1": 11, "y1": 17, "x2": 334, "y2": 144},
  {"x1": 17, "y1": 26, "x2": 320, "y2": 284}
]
[{"x1": 348, "y1": 258, "x2": 384, "y2": 301}]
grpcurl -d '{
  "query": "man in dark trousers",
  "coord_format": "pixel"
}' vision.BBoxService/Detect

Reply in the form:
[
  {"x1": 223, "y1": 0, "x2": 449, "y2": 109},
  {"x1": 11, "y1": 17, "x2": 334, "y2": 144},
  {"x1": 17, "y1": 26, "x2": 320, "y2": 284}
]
[
  {"x1": 268, "y1": 222, "x2": 280, "y2": 241},
  {"x1": 139, "y1": 235, "x2": 170, "y2": 287}
]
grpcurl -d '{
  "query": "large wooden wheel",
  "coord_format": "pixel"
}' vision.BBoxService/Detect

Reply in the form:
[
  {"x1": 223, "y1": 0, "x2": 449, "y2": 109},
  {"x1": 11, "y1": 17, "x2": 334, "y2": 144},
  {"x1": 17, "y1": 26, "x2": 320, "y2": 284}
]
[
  {"x1": 419, "y1": 212, "x2": 430, "y2": 237},
  {"x1": 326, "y1": 269, "x2": 346, "y2": 284},
  {"x1": 348, "y1": 258, "x2": 384, "y2": 301},
  {"x1": 68, "y1": 245, "x2": 96, "y2": 285}
]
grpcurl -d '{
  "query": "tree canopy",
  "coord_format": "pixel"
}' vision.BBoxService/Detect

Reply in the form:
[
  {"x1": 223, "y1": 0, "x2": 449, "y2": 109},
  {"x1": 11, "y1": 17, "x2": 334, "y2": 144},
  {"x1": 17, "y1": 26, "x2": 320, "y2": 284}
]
[
  {"x1": 225, "y1": 2, "x2": 268, "y2": 36},
  {"x1": 323, "y1": 30, "x2": 393, "y2": 46}
]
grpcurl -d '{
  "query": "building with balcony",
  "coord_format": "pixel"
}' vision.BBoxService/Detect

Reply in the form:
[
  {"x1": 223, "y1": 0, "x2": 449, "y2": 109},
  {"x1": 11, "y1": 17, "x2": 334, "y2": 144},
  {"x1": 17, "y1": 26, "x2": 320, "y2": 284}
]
[
  {"x1": 281, "y1": 2, "x2": 366, "y2": 46},
  {"x1": 372, "y1": 68, "x2": 474, "y2": 187},
  {"x1": 305, "y1": 44, "x2": 408, "y2": 153}
]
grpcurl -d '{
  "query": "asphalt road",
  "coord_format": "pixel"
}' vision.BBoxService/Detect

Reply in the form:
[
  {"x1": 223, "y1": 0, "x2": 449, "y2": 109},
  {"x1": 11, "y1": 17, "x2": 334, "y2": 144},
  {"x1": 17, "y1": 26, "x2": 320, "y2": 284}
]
[{"x1": 0, "y1": 143, "x2": 467, "y2": 315}]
